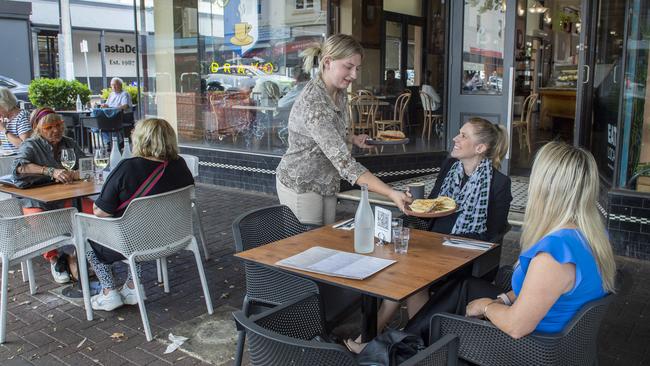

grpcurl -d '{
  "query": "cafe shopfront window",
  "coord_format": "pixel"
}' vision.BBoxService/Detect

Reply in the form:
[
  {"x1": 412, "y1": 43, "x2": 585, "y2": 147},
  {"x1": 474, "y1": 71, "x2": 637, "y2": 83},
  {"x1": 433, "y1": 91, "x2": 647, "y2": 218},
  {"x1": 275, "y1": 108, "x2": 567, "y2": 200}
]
[
  {"x1": 619, "y1": 0, "x2": 650, "y2": 193},
  {"x1": 137, "y1": 0, "x2": 326, "y2": 155}
]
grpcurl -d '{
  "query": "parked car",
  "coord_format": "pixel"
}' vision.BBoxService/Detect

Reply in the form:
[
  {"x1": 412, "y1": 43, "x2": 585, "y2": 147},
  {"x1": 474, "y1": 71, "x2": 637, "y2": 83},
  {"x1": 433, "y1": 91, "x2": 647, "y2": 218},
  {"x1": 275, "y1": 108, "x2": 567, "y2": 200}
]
[
  {"x1": 204, "y1": 65, "x2": 294, "y2": 95},
  {"x1": 0, "y1": 75, "x2": 29, "y2": 102}
]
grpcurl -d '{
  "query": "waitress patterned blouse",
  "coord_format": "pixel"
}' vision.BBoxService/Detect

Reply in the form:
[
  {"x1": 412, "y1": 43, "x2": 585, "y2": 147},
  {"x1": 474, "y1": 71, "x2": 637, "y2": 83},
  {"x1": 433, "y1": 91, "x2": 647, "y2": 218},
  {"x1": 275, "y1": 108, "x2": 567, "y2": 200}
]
[{"x1": 276, "y1": 75, "x2": 367, "y2": 196}]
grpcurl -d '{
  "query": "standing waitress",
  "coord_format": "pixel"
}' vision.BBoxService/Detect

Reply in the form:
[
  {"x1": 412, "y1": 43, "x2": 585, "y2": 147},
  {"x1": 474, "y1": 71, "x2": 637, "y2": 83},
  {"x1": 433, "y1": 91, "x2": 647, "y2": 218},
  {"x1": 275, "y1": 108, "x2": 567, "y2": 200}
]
[{"x1": 276, "y1": 34, "x2": 410, "y2": 225}]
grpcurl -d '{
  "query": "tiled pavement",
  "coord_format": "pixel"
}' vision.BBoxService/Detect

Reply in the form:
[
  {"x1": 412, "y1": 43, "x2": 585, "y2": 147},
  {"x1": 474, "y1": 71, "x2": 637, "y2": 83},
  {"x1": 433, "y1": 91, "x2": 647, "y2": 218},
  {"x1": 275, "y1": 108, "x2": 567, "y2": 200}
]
[{"x1": 1, "y1": 183, "x2": 648, "y2": 365}]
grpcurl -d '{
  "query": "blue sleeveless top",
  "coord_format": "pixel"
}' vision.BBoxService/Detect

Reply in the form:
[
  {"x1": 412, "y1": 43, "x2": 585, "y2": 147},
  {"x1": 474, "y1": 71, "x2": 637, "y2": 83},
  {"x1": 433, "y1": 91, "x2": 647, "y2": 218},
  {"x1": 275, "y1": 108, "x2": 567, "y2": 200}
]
[{"x1": 511, "y1": 228, "x2": 607, "y2": 333}]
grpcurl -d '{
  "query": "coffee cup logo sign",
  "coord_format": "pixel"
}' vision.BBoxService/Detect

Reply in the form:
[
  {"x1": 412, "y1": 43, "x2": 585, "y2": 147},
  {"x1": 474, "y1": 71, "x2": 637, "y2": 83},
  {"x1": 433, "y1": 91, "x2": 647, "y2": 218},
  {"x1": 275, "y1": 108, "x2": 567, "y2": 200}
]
[
  {"x1": 231, "y1": 22, "x2": 254, "y2": 46},
  {"x1": 210, "y1": 62, "x2": 275, "y2": 74}
]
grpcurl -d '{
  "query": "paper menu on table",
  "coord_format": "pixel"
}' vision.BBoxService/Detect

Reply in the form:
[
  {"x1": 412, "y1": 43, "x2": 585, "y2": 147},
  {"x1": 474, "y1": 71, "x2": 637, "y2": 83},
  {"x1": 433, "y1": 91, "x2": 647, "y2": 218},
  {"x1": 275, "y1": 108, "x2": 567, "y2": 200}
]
[{"x1": 276, "y1": 246, "x2": 396, "y2": 280}]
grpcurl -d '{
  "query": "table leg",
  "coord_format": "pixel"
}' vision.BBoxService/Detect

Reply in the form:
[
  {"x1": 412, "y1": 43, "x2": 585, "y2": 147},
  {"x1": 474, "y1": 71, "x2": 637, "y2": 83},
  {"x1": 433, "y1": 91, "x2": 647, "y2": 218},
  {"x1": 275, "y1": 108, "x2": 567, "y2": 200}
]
[{"x1": 361, "y1": 294, "x2": 377, "y2": 342}]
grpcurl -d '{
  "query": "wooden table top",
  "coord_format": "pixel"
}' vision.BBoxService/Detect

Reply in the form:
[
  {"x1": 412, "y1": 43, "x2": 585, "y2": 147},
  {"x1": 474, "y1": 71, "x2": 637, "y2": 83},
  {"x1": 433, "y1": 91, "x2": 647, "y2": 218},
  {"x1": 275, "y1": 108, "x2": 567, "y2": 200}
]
[
  {"x1": 235, "y1": 224, "x2": 497, "y2": 302},
  {"x1": 0, "y1": 180, "x2": 102, "y2": 203}
]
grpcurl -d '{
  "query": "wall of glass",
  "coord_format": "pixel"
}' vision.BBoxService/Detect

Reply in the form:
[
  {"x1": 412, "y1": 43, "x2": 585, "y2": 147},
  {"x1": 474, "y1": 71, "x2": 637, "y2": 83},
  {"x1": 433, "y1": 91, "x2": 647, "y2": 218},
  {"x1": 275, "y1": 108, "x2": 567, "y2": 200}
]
[
  {"x1": 620, "y1": 0, "x2": 650, "y2": 192},
  {"x1": 461, "y1": 1, "x2": 506, "y2": 95},
  {"x1": 136, "y1": 0, "x2": 326, "y2": 155}
]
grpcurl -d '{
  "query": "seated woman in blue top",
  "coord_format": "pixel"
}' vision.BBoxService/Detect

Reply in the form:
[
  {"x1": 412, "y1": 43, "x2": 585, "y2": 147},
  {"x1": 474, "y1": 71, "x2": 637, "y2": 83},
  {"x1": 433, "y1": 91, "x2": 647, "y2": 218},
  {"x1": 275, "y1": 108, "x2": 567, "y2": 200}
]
[{"x1": 404, "y1": 141, "x2": 616, "y2": 343}]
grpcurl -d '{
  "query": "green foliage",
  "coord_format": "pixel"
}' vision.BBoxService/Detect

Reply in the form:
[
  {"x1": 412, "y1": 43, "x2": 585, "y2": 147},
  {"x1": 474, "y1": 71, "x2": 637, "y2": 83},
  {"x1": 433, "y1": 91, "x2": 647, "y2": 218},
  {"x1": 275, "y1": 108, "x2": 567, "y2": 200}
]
[
  {"x1": 100, "y1": 85, "x2": 138, "y2": 105},
  {"x1": 28, "y1": 78, "x2": 91, "y2": 110},
  {"x1": 636, "y1": 162, "x2": 650, "y2": 177}
]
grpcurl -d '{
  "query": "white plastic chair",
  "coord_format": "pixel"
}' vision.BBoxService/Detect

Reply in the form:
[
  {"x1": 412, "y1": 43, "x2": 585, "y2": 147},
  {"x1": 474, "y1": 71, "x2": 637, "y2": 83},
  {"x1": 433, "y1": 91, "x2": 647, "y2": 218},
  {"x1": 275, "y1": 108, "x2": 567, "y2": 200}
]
[
  {"x1": 179, "y1": 154, "x2": 209, "y2": 260},
  {"x1": 74, "y1": 185, "x2": 213, "y2": 341},
  {"x1": 0, "y1": 199, "x2": 76, "y2": 343}
]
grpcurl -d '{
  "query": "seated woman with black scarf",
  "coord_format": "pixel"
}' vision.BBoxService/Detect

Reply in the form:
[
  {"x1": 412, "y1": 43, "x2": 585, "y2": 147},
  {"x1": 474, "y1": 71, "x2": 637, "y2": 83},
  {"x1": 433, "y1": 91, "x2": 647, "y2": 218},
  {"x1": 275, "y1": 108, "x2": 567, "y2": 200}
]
[
  {"x1": 426, "y1": 117, "x2": 512, "y2": 241},
  {"x1": 345, "y1": 117, "x2": 512, "y2": 353}
]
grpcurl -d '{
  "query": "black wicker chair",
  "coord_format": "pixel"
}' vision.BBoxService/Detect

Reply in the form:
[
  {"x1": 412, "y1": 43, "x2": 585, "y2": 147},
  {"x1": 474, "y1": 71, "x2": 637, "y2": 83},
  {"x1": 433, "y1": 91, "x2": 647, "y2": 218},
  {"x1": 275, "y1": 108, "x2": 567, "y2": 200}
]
[
  {"x1": 234, "y1": 293, "x2": 459, "y2": 366},
  {"x1": 232, "y1": 205, "x2": 321, "y2": 366},
  {"x1": 429, "y1": 293, "x2": 614, "y2": 366}
]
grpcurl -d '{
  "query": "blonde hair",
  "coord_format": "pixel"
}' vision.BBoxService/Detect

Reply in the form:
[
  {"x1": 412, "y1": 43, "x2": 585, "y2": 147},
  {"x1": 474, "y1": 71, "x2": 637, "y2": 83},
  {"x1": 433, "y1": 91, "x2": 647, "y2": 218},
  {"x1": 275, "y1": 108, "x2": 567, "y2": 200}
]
[
  {"x1": 300, "y1": 34, "x2": 364, "y2": 76},
  {"x1": 466, "y1": 117, "x2": 509, "y2": 169},
  {"x1": 522, "y1": 142, "x2": 616, "y2": 293},
  {"x1": 131, "y1": 118, "x2": 179, "y2": 161}
]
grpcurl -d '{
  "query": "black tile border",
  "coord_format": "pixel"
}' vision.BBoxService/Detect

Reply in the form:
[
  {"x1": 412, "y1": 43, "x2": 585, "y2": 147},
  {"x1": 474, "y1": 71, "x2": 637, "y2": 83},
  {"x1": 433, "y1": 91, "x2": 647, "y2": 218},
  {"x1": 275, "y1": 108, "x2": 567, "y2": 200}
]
[
  {"x1": 180, "y1": 146, "x2": 448, "y2": 195},
  {"x1": 608, "y1": 189, "x2": 650, "y2": 260}
]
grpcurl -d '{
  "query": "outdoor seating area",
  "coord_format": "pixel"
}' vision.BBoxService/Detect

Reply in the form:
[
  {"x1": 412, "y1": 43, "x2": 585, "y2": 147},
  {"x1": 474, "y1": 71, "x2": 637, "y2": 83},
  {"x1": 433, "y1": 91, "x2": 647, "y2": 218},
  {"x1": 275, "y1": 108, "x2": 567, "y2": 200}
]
[
  {"x1": 0, "y1": 184, "x2": 646, "y2": 365},
  {"x1": 1, "y1": 0, "x2": 650, "y2": 364}
]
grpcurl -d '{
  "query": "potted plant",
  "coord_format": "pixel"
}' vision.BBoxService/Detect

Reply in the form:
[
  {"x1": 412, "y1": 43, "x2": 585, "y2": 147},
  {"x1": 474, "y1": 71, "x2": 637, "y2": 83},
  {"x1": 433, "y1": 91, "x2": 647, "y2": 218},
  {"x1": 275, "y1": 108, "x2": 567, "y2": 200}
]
[{"x1": 28, "y1": 78, "x2": 91, "y2": 110}]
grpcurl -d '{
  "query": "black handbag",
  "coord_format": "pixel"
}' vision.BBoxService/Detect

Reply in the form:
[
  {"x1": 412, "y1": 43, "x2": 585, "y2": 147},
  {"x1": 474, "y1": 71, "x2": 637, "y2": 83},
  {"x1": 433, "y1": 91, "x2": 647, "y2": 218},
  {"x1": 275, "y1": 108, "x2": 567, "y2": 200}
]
[
  {"x1": 0, "y1": 174, "x2": 55, "y2": 189},
  {"x1": 356, "y1": 328, "x2": 425, "y2": 366}
]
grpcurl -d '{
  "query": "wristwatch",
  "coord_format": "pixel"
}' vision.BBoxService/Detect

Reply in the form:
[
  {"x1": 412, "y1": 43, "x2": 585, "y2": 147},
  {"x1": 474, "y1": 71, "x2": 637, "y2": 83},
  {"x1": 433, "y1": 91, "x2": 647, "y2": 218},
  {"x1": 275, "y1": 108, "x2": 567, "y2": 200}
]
[
  {"x1": 497, "y1": 293, "x2": 512, "y2": 306},
  {"x1": 45, "y1": 167, "x2": 55, "y2": 177}
]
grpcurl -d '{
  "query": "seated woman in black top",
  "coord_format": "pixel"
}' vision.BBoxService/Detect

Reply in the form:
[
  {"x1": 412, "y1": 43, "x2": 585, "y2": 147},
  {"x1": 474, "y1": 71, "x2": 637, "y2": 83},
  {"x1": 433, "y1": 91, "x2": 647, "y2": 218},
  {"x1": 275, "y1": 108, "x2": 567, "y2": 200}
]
[
  {"x1": 346, "y1": 117, "x2": 512, "y2": 353},
  {"x1": 427, "y1": 119, "x2": 512, "y2": 241},
  {"x1": 86, "y1": 118, "x2": 195, "y2": 311}
]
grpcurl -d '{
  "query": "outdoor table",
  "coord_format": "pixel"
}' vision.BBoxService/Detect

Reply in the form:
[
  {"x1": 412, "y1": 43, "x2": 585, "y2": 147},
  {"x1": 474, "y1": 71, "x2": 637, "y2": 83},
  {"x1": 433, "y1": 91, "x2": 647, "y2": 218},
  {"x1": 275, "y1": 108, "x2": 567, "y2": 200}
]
[
  {"x1": 235, "y1": 224, "x2": 499, "y2": 342},
  {"x1": 0, "y1": 179, "x2": 102, "y2": 207}
]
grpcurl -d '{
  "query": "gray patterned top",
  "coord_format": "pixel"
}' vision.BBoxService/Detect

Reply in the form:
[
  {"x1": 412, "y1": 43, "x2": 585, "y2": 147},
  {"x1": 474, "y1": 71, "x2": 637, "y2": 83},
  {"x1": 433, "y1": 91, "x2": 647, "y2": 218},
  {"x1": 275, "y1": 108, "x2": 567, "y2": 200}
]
[{"x1": 276, "y1": 76, "x2": 367, "y2": 196}]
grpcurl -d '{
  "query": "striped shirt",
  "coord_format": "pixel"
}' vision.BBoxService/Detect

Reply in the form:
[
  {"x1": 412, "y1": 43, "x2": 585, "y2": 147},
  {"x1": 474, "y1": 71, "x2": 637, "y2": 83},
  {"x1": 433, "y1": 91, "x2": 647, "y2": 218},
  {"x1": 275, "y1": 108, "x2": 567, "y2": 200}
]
[{"x1": 1, "y1": 109, "x2": 31, "y2": 154}]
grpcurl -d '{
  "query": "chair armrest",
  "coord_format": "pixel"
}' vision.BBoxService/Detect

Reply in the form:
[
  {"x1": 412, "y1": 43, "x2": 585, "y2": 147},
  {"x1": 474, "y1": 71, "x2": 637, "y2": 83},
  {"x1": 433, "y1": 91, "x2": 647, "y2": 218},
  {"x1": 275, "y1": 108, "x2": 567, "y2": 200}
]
[
  {"x1": 400, "y1": 334, "x2": 459, "y2": 366},
  {"x1": 250, "y1": 293, "x2": 326, "y2": 340},
  {"x1": 431, "y1": 313, "x2": 562, "y2": 366},
  {"x1": 0, "y1": 198, "x2": 23, "y2": 217},
  {"x1": 0, "y1": 207, "x2": 77, "y2": 258},
  {"x1": 493, "y1": 265, "x2": 514, "y2": 292},
  {"x1": 74, "y1": 212, "x2": 127, "y2": 254}
]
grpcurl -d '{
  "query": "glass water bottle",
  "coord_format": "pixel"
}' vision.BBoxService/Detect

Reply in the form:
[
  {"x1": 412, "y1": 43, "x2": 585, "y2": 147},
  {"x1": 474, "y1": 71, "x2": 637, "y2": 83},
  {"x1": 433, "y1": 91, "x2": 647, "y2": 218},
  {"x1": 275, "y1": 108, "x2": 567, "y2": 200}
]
[{"x1": 354, "y1": 184, "x2": 375, "y2": 254}]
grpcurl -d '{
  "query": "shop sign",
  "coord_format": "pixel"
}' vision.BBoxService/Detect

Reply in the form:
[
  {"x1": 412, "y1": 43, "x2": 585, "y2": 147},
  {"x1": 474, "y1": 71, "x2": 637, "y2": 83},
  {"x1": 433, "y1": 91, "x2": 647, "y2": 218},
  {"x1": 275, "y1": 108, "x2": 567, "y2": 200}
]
[
  {"x1": 209, "y1": 61, "x2": 275, "y2": 74},
  {"x1": 607, "y1": 123, "x2": 617, "y2": 170}
]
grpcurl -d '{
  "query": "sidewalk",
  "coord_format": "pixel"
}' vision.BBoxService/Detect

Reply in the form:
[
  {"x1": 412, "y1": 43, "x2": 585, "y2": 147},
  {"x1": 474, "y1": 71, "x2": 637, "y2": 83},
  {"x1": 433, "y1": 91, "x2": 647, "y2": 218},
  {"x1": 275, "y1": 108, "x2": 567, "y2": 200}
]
[{"x1": 0, "y1": 183, "x2": 648, "y2": 365}]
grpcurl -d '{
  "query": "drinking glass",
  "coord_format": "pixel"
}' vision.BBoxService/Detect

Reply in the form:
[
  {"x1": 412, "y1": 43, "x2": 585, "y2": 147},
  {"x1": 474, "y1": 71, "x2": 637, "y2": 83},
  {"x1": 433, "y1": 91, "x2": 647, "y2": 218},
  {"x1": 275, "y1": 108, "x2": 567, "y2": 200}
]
[
  {"x1": 395, "y1": 228, "x2": 410, "y2": 254},
  {"x1": 60, "y1": 148, "x2": 76, "y2": 183},
  {"x1": 391, "y1": 218, "x2": 403, "y2": 245},
  {"x1": 93, "y1": 148, "x2": 109, "y2": 183}
]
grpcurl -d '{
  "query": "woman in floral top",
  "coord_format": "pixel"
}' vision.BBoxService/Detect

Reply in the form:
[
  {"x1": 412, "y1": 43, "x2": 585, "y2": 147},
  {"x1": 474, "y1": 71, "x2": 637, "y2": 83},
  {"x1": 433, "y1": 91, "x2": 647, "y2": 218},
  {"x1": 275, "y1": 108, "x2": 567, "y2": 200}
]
[{"x1": 276, "y1": 34, "x2": 410, "y2": 225}]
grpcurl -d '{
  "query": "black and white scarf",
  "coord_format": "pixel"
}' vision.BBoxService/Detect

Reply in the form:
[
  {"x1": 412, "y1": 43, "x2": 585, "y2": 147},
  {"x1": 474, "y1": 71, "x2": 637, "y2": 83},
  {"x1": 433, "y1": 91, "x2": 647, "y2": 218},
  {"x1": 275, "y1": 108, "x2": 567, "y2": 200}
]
[{"x1": 439, "y1": 159, "x2": 492, "y2": 235}]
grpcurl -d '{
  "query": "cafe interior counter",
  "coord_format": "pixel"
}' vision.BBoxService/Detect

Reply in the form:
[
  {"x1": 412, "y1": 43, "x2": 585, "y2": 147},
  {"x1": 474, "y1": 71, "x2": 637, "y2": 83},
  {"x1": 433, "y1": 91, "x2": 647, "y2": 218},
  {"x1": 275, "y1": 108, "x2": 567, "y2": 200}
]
[{"x1": 538, "y1": 88, "x2": 576, "y2": 133}]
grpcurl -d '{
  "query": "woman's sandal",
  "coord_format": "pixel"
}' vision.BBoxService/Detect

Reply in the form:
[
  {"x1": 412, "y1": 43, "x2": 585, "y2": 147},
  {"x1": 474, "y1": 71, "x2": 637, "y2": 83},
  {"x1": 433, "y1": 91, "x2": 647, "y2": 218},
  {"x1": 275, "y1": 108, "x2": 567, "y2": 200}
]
[{"x1": 343, "y1": 338, "x2": 367, "y2": 354}]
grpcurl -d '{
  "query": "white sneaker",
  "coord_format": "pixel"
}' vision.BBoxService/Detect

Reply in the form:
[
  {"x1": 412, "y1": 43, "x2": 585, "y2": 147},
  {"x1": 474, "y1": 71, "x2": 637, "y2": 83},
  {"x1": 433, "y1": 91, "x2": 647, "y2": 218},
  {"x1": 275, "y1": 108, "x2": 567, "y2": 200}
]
[
  {"x1": 120, "y1": 284, "x2": 146, "y2": 305},
  {"x1": 91, "y1": 290, "x2": 123, "y2": 311},
  {"x1": 50, "y1": 262, "x2": 70, "y2": 284}
]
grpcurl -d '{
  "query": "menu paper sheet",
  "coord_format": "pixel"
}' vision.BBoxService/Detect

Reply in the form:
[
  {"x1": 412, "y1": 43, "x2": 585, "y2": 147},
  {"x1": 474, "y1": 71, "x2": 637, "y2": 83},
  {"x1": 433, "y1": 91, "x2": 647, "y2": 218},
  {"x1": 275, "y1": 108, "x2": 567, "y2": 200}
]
[{"x1": 276, "y1": 246, "x2": 396, "y2": 280}]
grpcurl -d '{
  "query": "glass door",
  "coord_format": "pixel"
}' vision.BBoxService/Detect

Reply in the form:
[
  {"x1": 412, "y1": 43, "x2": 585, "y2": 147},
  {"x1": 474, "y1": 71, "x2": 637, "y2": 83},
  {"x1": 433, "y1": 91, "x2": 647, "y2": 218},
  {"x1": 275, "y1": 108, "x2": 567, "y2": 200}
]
[
  {"x1": 447, "y1": 0, "x2": 515, "y2": 173},
  {"x1": 588, "y1": 0, "x2": 627, "y2": 184},
  {"x1": 382, "y1": 13, "x2": 424, "y2": 92},
  {"x1": 384, "y1": 19, "x2": 403, "y2": 92}
]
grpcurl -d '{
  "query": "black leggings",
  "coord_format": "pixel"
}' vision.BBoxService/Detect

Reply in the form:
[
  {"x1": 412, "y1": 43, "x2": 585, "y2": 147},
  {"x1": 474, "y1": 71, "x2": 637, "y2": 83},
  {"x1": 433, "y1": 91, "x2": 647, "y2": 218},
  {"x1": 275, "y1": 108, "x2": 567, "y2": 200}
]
[{"x1": 404, "y1": 277, "x2": 502, "y2": 344}]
